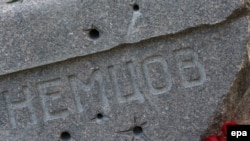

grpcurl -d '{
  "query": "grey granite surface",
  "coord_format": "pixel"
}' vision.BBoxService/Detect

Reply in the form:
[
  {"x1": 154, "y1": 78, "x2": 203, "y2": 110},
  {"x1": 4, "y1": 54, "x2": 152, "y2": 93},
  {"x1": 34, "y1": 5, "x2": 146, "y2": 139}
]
[
  {"x1": 0, "y1": 13, "x2": 248, "y2": 140},
  {"x1": 0, "y1": 0, "x2": 249, "y2": 141},
  {"x1": 0, "y1": 0, "x2": 245, "y2": 75}
]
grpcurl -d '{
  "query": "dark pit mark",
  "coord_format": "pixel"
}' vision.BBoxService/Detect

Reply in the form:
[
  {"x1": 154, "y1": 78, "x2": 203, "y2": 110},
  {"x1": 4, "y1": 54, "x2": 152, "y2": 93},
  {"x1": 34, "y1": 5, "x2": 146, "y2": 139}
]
[
  {"x1": 60, "y1": 131, "x2": 71, "y2": 141},
  {"x1": 133, "y1": 3, "x2": 139, "y2": 11},
  {"x1": 96, "y1": 113, "x2": 103, "y2": 119},
  {"x1": 133, "y1": 126, "x2": 143, "y2": 135},
  {"x1": 88, "y1": 29, "x2": 100, "y2": 39}
]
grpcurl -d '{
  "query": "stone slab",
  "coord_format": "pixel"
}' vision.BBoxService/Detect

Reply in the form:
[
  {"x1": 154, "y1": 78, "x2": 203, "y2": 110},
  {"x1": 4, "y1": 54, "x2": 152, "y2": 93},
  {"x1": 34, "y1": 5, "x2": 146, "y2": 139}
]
[
  {"x1": 0, "y1": 16, "x2": 247, "y2": 140},
  {"x1": 0, "y1": 0, "x2": 244, "y2": 75}
]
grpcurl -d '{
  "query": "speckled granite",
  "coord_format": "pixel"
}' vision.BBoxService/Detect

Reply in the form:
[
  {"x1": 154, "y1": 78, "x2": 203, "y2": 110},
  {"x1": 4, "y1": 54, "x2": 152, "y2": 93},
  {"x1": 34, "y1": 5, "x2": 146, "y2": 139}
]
[
  {"x1": 0, "y1": 0, "x2": 249, "y2": 141},
  {"x1": 0, "y1": 0, "x2": 245, "y2": 75}
]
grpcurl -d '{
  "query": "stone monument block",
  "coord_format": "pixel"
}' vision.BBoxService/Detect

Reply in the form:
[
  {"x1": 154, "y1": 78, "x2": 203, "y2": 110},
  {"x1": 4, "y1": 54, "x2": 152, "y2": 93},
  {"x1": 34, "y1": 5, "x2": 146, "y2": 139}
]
[{"x1": 0, "y1": 0, "x2": 249, "y2": 140}]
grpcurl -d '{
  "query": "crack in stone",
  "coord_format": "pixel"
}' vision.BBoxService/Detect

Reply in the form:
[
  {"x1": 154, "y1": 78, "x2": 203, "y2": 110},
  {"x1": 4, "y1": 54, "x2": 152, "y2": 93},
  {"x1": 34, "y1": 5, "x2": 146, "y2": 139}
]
[
  {"x1": 0, "y1": 1, "x2": 249, "y2": 77},
  {"x1": 117, "y1": 0, "x2": 250, "y2": 48},
  {"x1": 1, "y1": 3, "x2": 248, "y2": 78}
]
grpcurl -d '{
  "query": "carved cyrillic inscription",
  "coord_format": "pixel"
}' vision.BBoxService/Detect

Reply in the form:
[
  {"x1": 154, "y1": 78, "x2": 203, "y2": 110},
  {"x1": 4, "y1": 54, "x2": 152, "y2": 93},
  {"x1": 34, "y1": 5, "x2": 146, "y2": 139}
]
[
  {"x1": 174, "y1": 48, "x2": 206, "y2": 88},
  {"x1": 3, "y1": 86, "x2": 37, "y2": 129},
  {"x1": 142, "y1": 56, "x2": 172, "y2": 95},
  {"x1": 1, "y1": 47, "x2": 206, "y2": 129},
  {"x1": 108, "y1": 61, "x2": 144, "y2": 104},
  {"x1": 36, "y1": 79, "x2": 69, "y2": 122},
  {"x1": 68, "y1": 69, "x2": 110, "y2": 113}
]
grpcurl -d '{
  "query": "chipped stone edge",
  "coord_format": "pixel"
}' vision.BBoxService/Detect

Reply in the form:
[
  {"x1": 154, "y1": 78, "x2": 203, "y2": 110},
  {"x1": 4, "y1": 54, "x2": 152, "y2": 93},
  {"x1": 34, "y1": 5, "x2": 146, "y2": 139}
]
[
  {"x1": 200, "y1": 0, "x2": 250, "y2": 138},
  {"x1": 1, "y1": 0, "x2": 249, "y2": 77}
]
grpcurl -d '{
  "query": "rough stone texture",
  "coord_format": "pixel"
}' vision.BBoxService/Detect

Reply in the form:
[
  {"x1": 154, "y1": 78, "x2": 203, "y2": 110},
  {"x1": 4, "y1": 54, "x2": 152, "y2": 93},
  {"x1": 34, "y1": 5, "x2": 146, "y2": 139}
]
[
  {"x1": 204, "y1": 49, "x2": 250, "y2": 137},
  {"x1": 0, "y1": 0, "x2": 244, "y2": 75},
  {"x1": 0, "y1": 0, "x2": 249, "y2": 141}
]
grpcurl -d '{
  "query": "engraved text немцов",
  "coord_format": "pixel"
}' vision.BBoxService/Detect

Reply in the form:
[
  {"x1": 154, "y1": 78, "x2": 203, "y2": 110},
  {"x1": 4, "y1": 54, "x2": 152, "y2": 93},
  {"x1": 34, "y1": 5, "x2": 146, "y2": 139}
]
[{"x1": 1, "y1": 47, "x2": 206, "y2": 129}]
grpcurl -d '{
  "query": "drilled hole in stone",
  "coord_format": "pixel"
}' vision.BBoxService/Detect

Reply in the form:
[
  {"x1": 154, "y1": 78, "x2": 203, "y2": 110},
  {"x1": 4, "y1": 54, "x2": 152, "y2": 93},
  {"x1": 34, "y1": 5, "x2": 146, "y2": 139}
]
[
  {"x1": 60, "y1": 131, "x2": 71, "y2": 141},
  {"x1": 133, "y1": 126, "x2": 143, "y2": 135},
  {"x1": 97, "y1": 113, "x2": 103, "y2": 119},
  {"x1": 133, "y1": 4, "x2": 139, "y2": 11},
  {"x1": 88, "y1": 29, "x2": 100, "y2": 39}
]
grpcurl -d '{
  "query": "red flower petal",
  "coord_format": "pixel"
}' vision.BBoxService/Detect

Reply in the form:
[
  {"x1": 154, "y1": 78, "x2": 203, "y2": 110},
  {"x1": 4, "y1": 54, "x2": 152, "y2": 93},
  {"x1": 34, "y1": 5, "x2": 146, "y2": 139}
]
[
  {"x1": 203, "y1": 135, "x2": 219, "y2": 141},
  {"x1": 218, "y1": 134, "x2": 226, "y2": 141},
  {"x1": 221, "y1": 121, "x2": 238, "y2": 136}
]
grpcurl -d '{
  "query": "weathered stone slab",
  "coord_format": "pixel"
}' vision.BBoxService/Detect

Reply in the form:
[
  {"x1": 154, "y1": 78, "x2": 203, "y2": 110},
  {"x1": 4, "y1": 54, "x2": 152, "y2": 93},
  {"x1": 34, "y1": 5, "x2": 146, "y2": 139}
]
[
  {"x1": 0, "y1": 15, "x2": 247, "y2": 140},
  {"x1": 0, "y1": 0, "x2": 245, "y2": 75}
]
